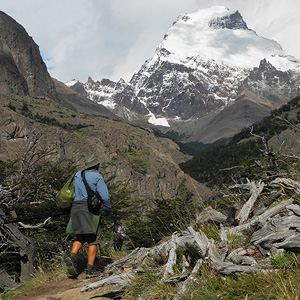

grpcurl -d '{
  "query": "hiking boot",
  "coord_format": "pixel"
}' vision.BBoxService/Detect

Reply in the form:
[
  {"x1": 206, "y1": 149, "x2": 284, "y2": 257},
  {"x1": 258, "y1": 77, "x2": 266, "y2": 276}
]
[
  {"x1": 64, "y1": 255, "x2": 78, "y2": 276},
  {"x1": 86, "y1": 265, "x2": 101, "y2": 278}
]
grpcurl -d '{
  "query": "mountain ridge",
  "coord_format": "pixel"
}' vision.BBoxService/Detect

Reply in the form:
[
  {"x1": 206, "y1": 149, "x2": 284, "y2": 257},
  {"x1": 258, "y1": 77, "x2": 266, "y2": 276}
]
[{"x1": 68, "y1": 6, "x2": 300, "y2": 143}]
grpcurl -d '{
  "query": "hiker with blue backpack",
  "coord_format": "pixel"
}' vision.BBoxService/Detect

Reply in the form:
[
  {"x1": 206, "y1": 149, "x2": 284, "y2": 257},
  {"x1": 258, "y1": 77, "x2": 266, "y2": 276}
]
[{"x1": 64, "y1": 154, "x2": 111, "y2": 278}]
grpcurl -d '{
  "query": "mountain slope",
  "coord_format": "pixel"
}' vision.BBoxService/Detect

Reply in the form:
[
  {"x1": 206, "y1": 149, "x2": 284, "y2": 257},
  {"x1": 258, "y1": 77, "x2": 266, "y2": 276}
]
[
  {"x1": 180, "y1": 94, "x2": 300, "y2": 186},
  {"x1": 1, "y1": 93, "x2": 213, "y2": 202},
  {"x1": 69, "y1": 6, "x2": 300, "y2": 143},
  {"x1": 0, "y1": 10, "x2": 212, "y2": 204}
]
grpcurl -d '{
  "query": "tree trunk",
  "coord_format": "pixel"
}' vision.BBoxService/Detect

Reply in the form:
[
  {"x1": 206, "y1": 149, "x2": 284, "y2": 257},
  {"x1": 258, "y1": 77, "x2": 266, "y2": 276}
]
[
  {"x1": 0, "y1": 268, "x2": 19, "y2": 290},
  {"x1": 1, "y1": 211, "x2": 35, "y2": 282}
]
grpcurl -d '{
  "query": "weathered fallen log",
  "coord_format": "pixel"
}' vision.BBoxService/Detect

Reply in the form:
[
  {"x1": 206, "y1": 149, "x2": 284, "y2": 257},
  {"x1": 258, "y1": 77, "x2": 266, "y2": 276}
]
[
  {"x1": 149, "y1": 231, "x2": 195, "y2": 264},
  {"x1": 207, "y1": 239, "x2": 260, "y2": 274},
  {"x1": 194, "y1": 206, "x2": 227, "y2": 225},
  {"x1": 287, "y1": 204, "x2": 300, "y2": 216},
  {"x1": 187, "y1": 226, "x2": 209, "y2": 257},
  {"x1": 230, "y1": 180, "x2": 265, "y2": 224},
  {"x1": 163, "y1": 273, "x2": 188, "y2": 284},
  {"x1": 226, "y1": 199, "x2": 294, "y2": 236},
  {"x1": 271, "y1": 178, "x2": 300, "y2": 194},
  {"x1": 269, "y1": 215, "x2": 300, "y2": 229},
  {"x1": 251, "y1": 214, "x2": 300, "y2": 253},
  {"x1": 226, "y1": 247, "x2": 249, "y2": 261},
  {"x1": 219, "y1": 224, "x2": 228, "y2": 261},
  {"x1": 228, "y1": 255, "x2": 258, "y2": 266},
  {"x1": 163, "y1": 233, "x2": 177, "y2": 279},
  {"x1": 80, "y1": 179, "x2": 300, "y2": 297},
  {"x1": 218, "y1": 264, "x2": 260, "y2": 275},
  {"x1": 251, "y1": 227, "x2": 295, "y2": 247},
  {"x1": 102, "y1": 247, "x2": 151, "y2": 277},
  {"x1": 81, "y1": 272, "x2": 135, "y2": 292},
  {"x1": 252, "y1": 190, "x2": 282, "y2": 217},
  {"x1": 271, "y1": 234, "x2": 300, "y2": 252},
  {"x1": 255, "y1": 199, "x2": 294, "y2": 226},
  {"x1": 173, "y1": 259, "x2": 202, "y2": 300}
]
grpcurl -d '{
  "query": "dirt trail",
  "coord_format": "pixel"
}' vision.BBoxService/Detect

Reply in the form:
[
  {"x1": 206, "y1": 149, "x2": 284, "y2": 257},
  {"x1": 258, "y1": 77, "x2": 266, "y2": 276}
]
[
  {"x1": 8, "y1": 256, "x2": 121, "y2": 300},
  {"x1": 8, "y1": 272, "x2": 117, "y2": 300}
]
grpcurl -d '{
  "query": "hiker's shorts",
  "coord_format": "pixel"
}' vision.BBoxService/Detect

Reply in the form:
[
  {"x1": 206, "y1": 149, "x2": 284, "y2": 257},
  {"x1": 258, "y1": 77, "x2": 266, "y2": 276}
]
[{"x1": 74, "y1": 225, "x2": 101, "y2": 245}]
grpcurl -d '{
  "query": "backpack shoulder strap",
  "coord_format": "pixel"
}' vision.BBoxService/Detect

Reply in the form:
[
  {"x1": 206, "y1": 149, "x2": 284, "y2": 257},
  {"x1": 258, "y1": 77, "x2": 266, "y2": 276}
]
[{"x1": 81, "y1": 170, "x2": 94, "y2": 196}]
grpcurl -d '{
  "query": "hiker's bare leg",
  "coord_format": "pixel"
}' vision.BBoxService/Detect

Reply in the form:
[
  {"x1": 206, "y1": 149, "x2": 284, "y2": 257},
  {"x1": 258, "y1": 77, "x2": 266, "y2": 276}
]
[
  {"x1": 71, "y1": 241, "x2": 82, "y2": 254},
  {"x1": 87, "y1": 245, "x2": 97, "y2": 265}
]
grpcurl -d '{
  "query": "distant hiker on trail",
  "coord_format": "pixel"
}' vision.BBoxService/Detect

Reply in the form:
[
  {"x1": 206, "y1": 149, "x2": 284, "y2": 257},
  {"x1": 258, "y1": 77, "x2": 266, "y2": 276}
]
[
  {"x1": 112, "y1": 221, "x2": 127, "y2": 251},
  {"x1": 64, "y1": 154, "x2": 111, "y2": 278}
]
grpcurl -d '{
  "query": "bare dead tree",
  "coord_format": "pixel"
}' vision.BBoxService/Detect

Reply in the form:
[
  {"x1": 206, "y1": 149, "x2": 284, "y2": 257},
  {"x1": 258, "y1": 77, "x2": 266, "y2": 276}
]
[
  {"x1": 0, "y1": 130, "x2": 61, "y2": 291},
  {"x1": 0, "y1": 208, "x2": 35, "y2": 291},
  {"x1": 248, "y1": 126, "x2": 274, "y2": 156},
  {"x1": 18, "y1": 130, "x2": 57, "y2": 178},
  {"x1": 274, "y1": 115, "x2": 299, "y2": 132}
]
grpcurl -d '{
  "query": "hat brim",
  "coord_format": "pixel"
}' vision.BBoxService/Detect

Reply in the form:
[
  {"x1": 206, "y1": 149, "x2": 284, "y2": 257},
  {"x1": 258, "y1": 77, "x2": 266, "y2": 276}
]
[{"x1": 85, "y1": 159, "x2": 101, "y2": 169}]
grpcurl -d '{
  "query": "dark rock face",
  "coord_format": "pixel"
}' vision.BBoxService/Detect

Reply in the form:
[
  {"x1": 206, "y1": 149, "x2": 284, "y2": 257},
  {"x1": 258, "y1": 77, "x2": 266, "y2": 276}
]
[
  {"x1": 0, "y1": 11, "x2": 56, "y2": 98},
  {"x1": 242, "y1": 59, "x2": 300, "y2": 105},
  {"x1": 73, "y1": 55, "x2": 300, "y2": 143},
  {"x1": 131, "y1": 60, "x2": 229, "y2": 119},
  {"x1": 208, "y1": 11, "x2": 248, "y2": 30}
]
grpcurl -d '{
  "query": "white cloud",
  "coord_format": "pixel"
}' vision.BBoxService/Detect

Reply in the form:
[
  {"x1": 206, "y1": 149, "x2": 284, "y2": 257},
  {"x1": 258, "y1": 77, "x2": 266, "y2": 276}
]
[{"x1": 0, "y1": 0, "x2": 299, "y2": 83}]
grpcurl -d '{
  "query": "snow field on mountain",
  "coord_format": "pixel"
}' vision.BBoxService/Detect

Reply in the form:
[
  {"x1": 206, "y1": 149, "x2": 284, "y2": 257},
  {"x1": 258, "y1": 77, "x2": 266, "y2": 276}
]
[{"x1": 160, "y1": 6, "x2": 300, "y2": 72}]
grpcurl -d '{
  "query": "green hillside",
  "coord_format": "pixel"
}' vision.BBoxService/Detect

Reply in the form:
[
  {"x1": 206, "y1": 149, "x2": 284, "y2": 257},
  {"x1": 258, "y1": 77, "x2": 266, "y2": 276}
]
[{"x1": 180, "y1": 95, "x2": 300, "y2": 187}]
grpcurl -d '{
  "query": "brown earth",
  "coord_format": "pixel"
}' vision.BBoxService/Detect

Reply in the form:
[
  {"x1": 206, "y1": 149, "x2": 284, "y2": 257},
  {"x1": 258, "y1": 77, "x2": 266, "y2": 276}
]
[
  {"x1": 0, "y1": 93, "x2": 213, "y2": 204},
  {"x1": 8, "y1": 256, "x2": 122, "y2": 300},
  {"x1": 9, "y1": 272, "x2": 116, "y2": 300}
]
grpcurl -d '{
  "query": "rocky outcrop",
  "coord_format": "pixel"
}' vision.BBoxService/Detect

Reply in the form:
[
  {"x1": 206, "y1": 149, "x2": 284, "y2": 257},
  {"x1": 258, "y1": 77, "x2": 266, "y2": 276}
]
[
  {"x1": 208, "y1": 10, "x2": 248, "y2": 30},
  {"x1": 0, "y1": 11, "x2": 56, "y2": 98}
]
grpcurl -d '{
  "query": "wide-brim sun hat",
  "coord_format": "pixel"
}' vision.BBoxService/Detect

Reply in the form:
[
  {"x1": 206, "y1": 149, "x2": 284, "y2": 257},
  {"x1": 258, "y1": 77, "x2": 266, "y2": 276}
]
[{"x1": 84, "y1": 154, "x2": 101, "y2": 169}]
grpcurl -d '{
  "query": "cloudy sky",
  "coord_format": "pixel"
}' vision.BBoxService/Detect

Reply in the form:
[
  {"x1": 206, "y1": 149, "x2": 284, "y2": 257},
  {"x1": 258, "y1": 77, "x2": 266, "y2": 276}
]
[{"x1": 1, "y1": 0, "x2": 299, "y2": 83}]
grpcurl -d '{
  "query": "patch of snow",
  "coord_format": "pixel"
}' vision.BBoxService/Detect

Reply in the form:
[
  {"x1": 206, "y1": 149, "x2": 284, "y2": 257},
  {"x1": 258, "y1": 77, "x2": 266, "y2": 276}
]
[
  {"x1": 146, "y1": 112, "x2": 170, "y2": 127},
  {"x1": 100, "y1": 99, "x2": 117, "y2": 109}
]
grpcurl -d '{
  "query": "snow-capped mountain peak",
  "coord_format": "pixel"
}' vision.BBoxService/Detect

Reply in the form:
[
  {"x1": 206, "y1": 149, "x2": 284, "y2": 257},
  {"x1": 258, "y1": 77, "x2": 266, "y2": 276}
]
[
  {"x1": 159, "y1": 6, "x2": 299, "y2": 72},
  {"x1": 68, "y1": 6, "x2": 300, "y2": 143}
]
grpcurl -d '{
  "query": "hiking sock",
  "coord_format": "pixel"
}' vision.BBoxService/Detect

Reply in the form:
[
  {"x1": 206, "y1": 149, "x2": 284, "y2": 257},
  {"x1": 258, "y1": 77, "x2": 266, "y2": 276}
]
[{"x1": 87, "y1": 264, "x2": 94, "y2": 270}]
